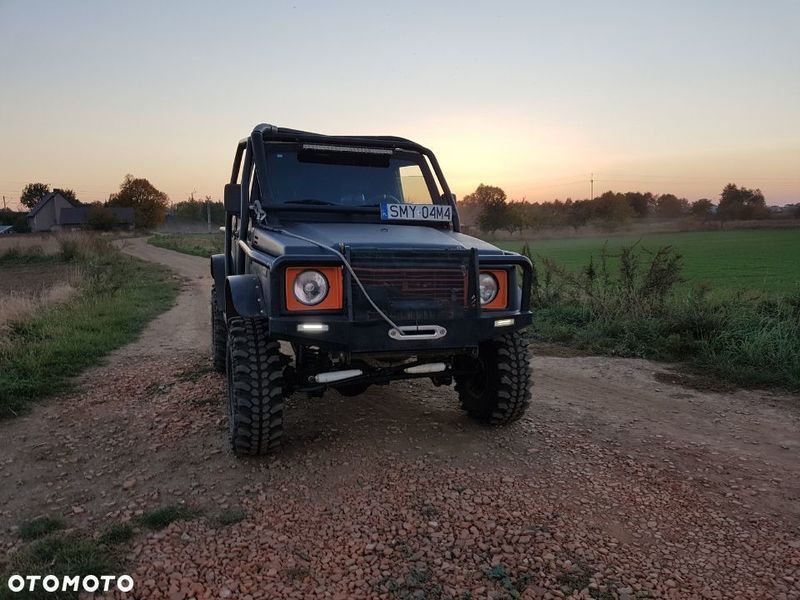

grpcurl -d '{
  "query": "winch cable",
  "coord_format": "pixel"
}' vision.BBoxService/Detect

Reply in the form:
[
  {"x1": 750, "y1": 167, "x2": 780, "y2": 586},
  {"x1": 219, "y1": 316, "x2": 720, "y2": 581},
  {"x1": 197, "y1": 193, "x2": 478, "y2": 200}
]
[{"x1": 260, "y1": 225, "x2": 405, "y2": 335}]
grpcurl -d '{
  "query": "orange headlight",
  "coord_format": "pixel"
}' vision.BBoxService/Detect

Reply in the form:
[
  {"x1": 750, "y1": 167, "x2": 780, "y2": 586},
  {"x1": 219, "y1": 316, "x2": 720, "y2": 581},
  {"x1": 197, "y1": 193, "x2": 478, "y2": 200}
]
[
  {"x1": 480, "y1": 269, "x2": 508, "y2": 310},
  {"x1": 285, "y1": 266, "x2": 344, "y2": 311}
]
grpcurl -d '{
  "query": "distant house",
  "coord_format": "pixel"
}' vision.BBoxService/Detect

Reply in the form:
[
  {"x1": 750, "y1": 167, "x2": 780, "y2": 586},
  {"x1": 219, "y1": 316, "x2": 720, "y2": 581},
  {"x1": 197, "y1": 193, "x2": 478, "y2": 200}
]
[{"x1": 26, "y1": 193, "x2": 134, "y2": 232}]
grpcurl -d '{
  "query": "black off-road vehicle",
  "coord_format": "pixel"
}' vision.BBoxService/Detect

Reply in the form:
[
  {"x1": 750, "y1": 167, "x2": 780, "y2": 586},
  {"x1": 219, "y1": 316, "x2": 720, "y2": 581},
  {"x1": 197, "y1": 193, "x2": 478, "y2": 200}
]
[{"x1": 211, "y1": 124, "x2": 533, "y2": 456}]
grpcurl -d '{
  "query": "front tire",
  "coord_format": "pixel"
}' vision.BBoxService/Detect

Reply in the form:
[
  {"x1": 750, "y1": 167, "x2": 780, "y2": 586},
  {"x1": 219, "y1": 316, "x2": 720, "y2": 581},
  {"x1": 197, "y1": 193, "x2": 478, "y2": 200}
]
[
  {"x1": 211, "y1": 285, "x2": 227, "y2": 373},
  {"x1": 455, "y1": 331, "x2": 531, "y2": 425},
  {"x1": 226, "y1": 317, "x2": 285, "y2": 456}
]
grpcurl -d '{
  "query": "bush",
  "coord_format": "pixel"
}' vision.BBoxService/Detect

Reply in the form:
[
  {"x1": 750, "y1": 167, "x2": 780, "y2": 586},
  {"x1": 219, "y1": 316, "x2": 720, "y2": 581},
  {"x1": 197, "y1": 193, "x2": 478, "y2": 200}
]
[
  {"x1": 525, "y1": 244, "x2": 800, "y2": 390},
  {"x1": 87, "y1": 204, "x2": 116, "y2": 230}
]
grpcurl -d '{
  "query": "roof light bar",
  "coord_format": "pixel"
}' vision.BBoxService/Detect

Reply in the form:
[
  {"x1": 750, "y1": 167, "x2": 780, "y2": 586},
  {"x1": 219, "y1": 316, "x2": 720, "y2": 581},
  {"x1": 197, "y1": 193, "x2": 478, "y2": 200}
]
[{"x1": 301, "y1": 143, "x2": 393, "y2": 155}]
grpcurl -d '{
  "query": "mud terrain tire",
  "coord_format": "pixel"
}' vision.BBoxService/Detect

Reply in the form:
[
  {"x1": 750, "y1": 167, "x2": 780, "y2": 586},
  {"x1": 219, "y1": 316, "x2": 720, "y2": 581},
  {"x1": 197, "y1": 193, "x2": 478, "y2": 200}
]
[
  {"x1": 226, "y1": 317, "x2": 284, "y2": 456},
  {"x1": 211, "y1": 285, "x2": 227, "y2": 373},
  {"x1": 455, "y1": 331, "x2": 531, "y2": 425}
]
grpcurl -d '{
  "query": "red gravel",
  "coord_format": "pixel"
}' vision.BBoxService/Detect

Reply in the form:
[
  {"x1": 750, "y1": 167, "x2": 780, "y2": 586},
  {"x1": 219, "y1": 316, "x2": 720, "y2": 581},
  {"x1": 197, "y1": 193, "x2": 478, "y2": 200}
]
[
  {"x1": 113, "y1": 441, "x2": 800, "y2": 600},
  {"x1": 1, "y1": 240, "x2": 798, "y2": 599}
]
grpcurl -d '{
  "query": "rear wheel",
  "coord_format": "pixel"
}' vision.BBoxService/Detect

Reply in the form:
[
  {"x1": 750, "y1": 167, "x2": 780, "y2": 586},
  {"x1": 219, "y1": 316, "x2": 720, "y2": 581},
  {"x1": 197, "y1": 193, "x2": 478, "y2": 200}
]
[
  {"x1": 226, "y1": 317, "x2": 285, "y2": 456},
  {"x1": 455, "y1": 331, "x2": 531, "y2": 425},
  {"x1": 211, "y1": 285, "x2": 226, "y2": 373}
]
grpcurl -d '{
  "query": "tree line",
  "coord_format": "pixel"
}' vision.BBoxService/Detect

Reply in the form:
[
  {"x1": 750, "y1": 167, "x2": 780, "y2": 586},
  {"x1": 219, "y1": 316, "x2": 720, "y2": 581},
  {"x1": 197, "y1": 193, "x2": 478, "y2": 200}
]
[
  {"x1": 459, "y1": 183, "x2": 790, "y2": 235},
  {"x1": 5, "y1": 178, "x2": 225, "y2": 231}
]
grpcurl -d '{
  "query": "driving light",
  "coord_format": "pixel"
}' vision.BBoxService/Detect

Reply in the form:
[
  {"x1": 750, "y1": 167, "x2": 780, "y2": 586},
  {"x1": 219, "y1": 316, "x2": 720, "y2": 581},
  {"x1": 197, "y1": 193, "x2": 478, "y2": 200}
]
[
  {"x1": 494, "y1": 318, "x2": 515, "y2": 328},
  {"x1": 297, "y1": 323, "x2": 329, "y2": 333},
  {"x1": 479, "y1": 272, "x2": 499, "y2": 305},
  {"x1": 293, "y1": 270, "x2": 329, "y2": 305}
]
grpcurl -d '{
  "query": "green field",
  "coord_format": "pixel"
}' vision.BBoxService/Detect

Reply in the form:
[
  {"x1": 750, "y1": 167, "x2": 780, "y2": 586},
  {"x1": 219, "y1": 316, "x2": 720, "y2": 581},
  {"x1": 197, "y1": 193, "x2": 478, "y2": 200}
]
[
  {"x1": 149, "y1": 232, "x2": 224, "y2": 258},
  {"x1": 497, "y1": 229, "x2": 800, "y2": 296}
]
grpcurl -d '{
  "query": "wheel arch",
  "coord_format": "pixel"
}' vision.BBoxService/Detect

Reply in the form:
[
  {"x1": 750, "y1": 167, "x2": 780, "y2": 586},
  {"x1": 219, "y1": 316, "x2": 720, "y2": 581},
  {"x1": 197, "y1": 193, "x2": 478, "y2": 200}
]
[{"x1": 225, "y1": 274, "x2": 267, "y2": 319}]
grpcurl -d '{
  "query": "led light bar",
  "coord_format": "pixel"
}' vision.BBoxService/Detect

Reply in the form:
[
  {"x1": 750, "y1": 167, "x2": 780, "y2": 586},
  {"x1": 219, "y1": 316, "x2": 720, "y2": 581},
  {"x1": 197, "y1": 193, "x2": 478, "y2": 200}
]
[
  {"x1": 297, "y1": 323, "x2": 329, "y2": 333},
  {"x1": 301, "y1": 143, "x2": 393, "y2": 155}
]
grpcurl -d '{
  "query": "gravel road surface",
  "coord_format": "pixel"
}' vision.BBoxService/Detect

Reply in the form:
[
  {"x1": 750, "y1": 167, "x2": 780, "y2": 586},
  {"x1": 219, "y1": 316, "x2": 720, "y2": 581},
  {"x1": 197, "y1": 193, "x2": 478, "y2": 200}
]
[{"x1": 0, "y1": 237, "x2": 798, "y2": 599}]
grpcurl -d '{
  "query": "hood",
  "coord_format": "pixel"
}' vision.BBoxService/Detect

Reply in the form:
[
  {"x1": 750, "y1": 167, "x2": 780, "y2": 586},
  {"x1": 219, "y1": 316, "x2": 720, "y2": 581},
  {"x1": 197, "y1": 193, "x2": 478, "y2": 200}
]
[{"x1": 254, "y1": 222, "x2": 506, "y2": 256}]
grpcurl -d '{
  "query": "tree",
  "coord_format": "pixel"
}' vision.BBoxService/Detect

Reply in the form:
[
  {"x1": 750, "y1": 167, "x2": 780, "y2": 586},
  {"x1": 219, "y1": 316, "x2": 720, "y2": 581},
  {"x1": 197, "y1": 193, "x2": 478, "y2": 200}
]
[
  {"x1": 566, "y1": 199, "x2": 592, "y2": 231},
  {"x1": 625, "y1": 191, "x2": 653, "y2": 218},
  {"x1": 174, "y1": 193, "x2": 225, "y2": 224},
  {"x1": 654, "y1": 194, "x2": 688, "y2": 218},
  {"x1": 87, "y1": 202, "x2": 117, "y2": 230},
  {"x1": 690, "y1": 198, "x2": 714, "y2": 220},
  {"x1": 20, "y1": 182, "x2": 50, "y2": 209},
  {"x1": 107, "y1": 174, "x2": 169, "y2": 228},
  {"x1": 463, "y1": 184, "x2": 509, "y2": 234},
  {"x1": 502, "y1": 201, "x2": 527, "y2": 235},
  {"x1": 53, "y1": 188, "x2": 79, "y2": 204},
  {"x1": 718, "y1": 183, "x2": 768, "y2": 221},
  {"x1": 595, "y1": 191, "x2": 634, "y2": 227}
]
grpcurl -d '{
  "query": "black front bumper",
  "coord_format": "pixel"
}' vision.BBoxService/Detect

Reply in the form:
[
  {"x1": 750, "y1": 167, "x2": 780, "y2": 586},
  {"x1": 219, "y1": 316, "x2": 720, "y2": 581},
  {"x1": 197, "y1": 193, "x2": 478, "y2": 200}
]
[{"x1": 269, "y1": 311, "x2": 532, "y2": 354}]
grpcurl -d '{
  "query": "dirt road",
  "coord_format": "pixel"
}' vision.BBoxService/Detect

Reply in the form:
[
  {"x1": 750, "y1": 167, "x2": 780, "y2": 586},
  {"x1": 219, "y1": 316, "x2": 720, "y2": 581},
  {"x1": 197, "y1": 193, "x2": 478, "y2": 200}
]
[{"x1": 1, "y1": 237, "x2": 798, "y2": 599}]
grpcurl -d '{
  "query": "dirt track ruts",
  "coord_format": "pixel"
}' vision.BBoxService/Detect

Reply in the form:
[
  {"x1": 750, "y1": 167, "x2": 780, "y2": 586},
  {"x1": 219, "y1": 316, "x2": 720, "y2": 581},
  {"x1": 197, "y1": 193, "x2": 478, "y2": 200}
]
[{"x1": 0, "y1": 237, "x2": 798, "y2": 599}]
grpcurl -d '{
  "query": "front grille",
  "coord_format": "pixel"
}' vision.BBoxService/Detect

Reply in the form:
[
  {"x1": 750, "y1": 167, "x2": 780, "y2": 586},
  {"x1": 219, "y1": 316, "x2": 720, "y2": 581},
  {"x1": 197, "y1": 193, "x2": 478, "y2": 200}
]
[{"x1": 349, "y1": 250, "x2": 471, "y2": 322}]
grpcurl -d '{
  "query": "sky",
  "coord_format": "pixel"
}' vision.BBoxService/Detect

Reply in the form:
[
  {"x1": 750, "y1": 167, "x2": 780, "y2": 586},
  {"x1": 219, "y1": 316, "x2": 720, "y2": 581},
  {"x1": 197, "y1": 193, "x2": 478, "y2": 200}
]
[{"x1": 1, "y1": 0, "x2": 798, "y2": 210}]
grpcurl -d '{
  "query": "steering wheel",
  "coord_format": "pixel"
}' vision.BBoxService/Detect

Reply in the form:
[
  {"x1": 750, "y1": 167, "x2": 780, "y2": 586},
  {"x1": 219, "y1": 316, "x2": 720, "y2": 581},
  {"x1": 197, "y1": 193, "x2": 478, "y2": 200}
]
[{"x1": 367, "y1": 193, "x2": 402, "y2": 205}]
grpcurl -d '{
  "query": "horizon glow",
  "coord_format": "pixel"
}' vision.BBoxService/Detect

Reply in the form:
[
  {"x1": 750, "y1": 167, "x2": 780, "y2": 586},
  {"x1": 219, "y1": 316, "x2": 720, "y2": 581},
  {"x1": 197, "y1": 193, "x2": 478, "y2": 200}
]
[{"x1": 1, "y1": 1, "x2": 798, "y2": 210}]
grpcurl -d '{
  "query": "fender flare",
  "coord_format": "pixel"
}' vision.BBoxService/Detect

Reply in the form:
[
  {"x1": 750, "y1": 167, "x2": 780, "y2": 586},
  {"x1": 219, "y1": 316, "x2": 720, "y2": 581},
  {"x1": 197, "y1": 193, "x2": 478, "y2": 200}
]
[
  {"x1": 225, "y1": 274, "x2": 267, "y2": 319},
  {"x1": 210, "y1": 254, "x2": 226, "y2": 308}
]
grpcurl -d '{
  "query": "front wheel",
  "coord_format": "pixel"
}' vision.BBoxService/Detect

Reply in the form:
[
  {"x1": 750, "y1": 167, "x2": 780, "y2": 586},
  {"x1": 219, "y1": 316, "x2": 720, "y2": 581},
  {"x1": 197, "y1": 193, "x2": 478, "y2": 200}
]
[
  {"x1": 454, "y1": 331, "x2": 532, "y2": 425},
  {"x1": 226, "y1": 317, "x2": 285, "y2": 456}
]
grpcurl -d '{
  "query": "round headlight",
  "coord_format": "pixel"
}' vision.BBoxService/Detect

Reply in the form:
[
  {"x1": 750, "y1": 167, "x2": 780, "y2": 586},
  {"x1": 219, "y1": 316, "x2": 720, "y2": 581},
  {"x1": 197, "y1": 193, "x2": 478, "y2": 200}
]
[
  {"x1": 293, "y1": 270, "x2": 329, "y2": 306},
  {"x1": 479, "y1": 272, "x2": 498, "y2": 305}
]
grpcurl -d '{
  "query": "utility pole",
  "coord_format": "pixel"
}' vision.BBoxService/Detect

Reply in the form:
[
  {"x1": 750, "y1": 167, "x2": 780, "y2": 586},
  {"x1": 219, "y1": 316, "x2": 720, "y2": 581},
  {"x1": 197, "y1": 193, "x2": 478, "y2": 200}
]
[
  {"x1": 206, "y1": 197, "x2": 211, "y2": 233},
  {"x1": 2, "y1": 196, "x2": 6, "y2": 210},
  {"x1": 590, "y1": 173, "x2": 594, "y2": 201}
]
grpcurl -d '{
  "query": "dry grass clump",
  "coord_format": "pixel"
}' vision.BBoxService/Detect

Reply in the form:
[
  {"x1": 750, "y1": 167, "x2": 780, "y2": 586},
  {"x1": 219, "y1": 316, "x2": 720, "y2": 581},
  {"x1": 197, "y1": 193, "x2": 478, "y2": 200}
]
[
  {"x1": 0, "y1": 281, "x2": 80, "y2": 332},
  {"x1": 0, "y1": 231, "x2": 113, "y2": 260},
  {"x1": 0, "y1": 234, "x2": 106, "y2": 341}
]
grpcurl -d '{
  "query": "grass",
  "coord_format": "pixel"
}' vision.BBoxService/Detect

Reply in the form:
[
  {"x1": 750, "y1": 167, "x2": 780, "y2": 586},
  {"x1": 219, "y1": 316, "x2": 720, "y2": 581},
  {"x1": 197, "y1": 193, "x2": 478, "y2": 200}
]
[
  {"x1": 0, "y1": 533, "x2": 122, "y2": 600},
  {"x1": 98, "y1": 522, "x2": 135, "y2": 545},
  {"x1": 498, "y1": 229, "x2": 800, "y2": 296},
  {"x1": 484, "y1": 564, "x2": 533, "y2": 598},
  {"x1": 148, "y1": 232, "x2": 223, "y2": 257},
  {"x1": 17, "y1": 516, "x2": 66, "y2": 541},
  {"x1": 524, "y1": 243, "x2": 800, "y2": 391},
  {"x1": 152, "y1": 229, "x2": 800, "y2": 296},
  {"x1": 1, "y1": 519, "x2": 139, "y2": 599},
  {"x1": 0, "y1": 235, "x2": 179, "y2": 418},
  {"x1": 0, "y1": 249, "x2": 56, "y2": 265},
  {"x1": 214, "y1": 508, "x2": 246, "y2": 527},
  {"x1": 137, "y1": 504, "x2": 198, "y2": 530}
]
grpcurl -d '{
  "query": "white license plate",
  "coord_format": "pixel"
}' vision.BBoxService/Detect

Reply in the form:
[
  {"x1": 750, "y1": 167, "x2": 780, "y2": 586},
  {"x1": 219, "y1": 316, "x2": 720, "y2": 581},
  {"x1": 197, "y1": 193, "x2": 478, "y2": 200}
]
[{"x1": 380, "y1": 203, "x2": 452, "y2": 222}]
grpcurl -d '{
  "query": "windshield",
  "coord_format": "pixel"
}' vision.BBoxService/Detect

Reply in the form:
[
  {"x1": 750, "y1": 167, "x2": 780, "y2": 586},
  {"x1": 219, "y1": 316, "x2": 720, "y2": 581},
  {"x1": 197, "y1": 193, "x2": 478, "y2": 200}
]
[{"x1": 264, "y1": 147, "x2": 437, "y2": 207}]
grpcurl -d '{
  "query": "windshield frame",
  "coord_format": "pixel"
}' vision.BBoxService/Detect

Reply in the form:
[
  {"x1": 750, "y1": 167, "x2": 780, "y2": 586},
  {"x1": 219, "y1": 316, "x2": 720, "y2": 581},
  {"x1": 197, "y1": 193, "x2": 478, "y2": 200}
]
[{"x1": 259, "y1": 142, "x2": 446, "y2": 212}]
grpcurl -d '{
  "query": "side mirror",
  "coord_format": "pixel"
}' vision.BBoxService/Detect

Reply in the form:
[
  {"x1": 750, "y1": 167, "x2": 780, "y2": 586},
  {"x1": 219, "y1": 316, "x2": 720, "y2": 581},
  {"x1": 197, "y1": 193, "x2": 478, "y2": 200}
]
[{"x1": 224, "y1": 184, "x2": 241, "y2": 213}]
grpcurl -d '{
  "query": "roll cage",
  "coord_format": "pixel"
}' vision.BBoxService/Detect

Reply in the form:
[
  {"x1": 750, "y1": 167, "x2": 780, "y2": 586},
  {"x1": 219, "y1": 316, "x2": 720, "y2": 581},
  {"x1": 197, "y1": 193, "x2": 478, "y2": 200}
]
[{"x1": 223, "y1": 123, "x2": 461, "y2": 276}]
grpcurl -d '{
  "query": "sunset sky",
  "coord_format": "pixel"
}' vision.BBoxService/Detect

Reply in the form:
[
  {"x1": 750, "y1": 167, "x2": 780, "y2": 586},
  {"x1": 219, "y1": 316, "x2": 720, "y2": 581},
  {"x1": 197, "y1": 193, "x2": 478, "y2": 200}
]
[{"x1": 1, "y1": 0, "x2": 798, "y2": 210}]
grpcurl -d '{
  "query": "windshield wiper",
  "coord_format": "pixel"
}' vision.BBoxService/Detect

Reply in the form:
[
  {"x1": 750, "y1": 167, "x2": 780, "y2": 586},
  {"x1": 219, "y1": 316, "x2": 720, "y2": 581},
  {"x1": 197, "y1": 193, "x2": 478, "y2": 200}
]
[{"x1": 284, "y1": 198, "x2": 338, "y2": 206}]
